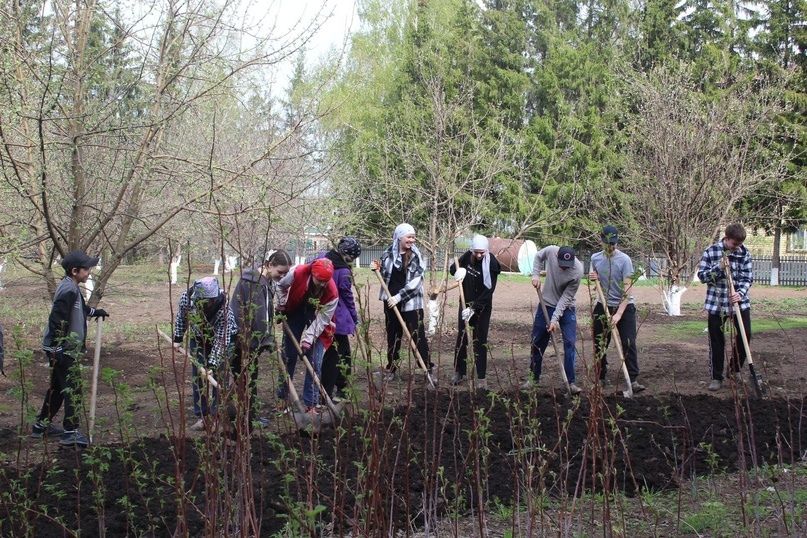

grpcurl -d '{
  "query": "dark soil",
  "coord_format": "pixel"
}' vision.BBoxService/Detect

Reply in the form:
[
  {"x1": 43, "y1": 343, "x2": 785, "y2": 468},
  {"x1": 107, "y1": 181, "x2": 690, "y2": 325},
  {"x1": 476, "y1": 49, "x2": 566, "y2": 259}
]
[{"x1": 1, "y1": 389, "x2": 804, "y2": 537}]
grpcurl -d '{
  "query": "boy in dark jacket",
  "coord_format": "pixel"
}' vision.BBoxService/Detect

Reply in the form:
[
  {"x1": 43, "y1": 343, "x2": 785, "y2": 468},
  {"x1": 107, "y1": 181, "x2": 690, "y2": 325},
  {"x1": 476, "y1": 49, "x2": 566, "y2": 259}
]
[
  {"x1": 315, "y1": 237, "x2": 361, "y2": 400},
  {"x1": 174, "y1": 277, "x2": 237, "y2": 430},
  {"x1": 32, "y1": 251, "x2": 109, "y2": 448},
  {"x1": 230, "y1": 249, "x2": 291, "y2": 428},
  {"x1": 449, "y1": 234, "x2": 501, "y2": 390}
]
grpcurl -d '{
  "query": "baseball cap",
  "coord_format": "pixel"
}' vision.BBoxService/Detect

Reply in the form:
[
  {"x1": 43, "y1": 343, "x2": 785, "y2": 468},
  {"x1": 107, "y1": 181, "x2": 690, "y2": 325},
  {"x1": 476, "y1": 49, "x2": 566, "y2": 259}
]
[
  {"x1": 61, "y1": 251, "x2": 100, "y2": 272},
  {"x1": 601, "y1": 225, "x2": 619, "y2": 245},
  {"x1": 557, "y1": 246, "x2": 576, "y2": 268}
]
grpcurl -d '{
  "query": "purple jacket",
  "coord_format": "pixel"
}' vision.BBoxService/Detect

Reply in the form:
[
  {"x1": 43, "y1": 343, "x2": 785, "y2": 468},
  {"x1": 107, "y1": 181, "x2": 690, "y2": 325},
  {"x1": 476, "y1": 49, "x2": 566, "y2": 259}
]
[{"x1": 313, "y1": 250, "x2": 359, "y2": 335}]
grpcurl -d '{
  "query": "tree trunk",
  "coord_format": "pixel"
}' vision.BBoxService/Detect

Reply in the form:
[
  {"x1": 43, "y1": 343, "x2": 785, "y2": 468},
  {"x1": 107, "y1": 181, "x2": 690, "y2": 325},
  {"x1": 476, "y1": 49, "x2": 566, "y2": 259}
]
[{"x1": 771, "y1": 223, "x2": 781, "y2": 286}]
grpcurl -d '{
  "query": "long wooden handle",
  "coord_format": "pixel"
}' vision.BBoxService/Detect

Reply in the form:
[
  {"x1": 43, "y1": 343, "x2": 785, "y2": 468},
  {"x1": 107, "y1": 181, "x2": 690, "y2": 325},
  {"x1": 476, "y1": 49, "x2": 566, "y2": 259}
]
[
  {"x1": 372, "y1": 266, "x2": 436, "y2": 389},
  {"x1": 157, "y1": 329, "x2": 219, "y2": 389},
  {"x1": 281, "y1": 320, "x2": 339, "y2": 415},
  {"x1": 88, "y1": 317, "x2": 103, "y2": 441},
  {"x1": 454, "y1": 257, "x2": 477, "y2": 377},
  {"x1": 722, "y1": 258, "x2": 754, "y2": 365},
  {"x1": 593, "y1": 279, "x2": 633, "y2": 396}
]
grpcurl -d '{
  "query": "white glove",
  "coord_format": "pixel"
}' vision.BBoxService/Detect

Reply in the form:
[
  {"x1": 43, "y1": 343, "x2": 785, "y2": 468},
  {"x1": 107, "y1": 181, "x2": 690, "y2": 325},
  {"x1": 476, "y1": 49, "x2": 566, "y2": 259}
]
[
  {"x1": 461, "y1": 307, "x2": 474, "y2": 322},
  {"x1": 454, "y1": 268, "x2": 467, "y2": 282},
  {"x1": 386, "y1": 294, "x2": 401, "y2": 308}
]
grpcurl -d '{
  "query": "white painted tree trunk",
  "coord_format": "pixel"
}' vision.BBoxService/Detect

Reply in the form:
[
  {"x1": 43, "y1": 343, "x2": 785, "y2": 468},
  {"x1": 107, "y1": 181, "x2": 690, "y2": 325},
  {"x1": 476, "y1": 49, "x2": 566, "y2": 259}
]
[
  {"x1": 662, "y1": 285, "x2": 687, "y2": 316},
  {"x1": 213, "y1": 259, "x2": 221, "y2": 275},
  {"x1": 0, "y1": 259, "x2": 6, "y2": 289},
  {"x1": 83, "y1": 274, "x2": 94, "y2": 301},
  {"x1": 170, "y1": 255, "x2": 181, "y2": 284},
  {"x1": 770, "y1": 267, "x2": 779, "y2": 286},
  {"x1": 225, "y1": 255, "x2": 238, "y2": 273},
  {"x1": 427, "y1": 298, "x2": 440, "y2": 337}
]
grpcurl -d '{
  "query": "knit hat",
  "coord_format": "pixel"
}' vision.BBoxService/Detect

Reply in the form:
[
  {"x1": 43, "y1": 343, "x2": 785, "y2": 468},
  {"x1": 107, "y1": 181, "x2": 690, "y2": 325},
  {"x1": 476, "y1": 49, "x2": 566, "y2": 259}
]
[
  {"x1": 311, "y1": 258, "x2": 334, "y2": 281},
  {"x1": 337, "y1": 236, "x2": 362, "y2": 258}
]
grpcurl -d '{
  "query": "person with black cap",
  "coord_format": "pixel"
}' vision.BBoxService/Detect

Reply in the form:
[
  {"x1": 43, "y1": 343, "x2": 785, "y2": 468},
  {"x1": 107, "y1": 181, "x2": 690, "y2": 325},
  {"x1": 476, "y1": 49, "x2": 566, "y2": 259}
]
[
  {"x1": 525, "y1": 245, "x2": 583, "y2": 394},
  {"x1": 32, "y1": 251, "x2": 108, "y2": 448},
  {"x1": 589, "y1": 226, "x2": 645, "y2": 392},
  {"x1": 312, "y1": 237, "x2": 362, "y2": 401},
  {"x1": 230, "y1": 249, "x2": 292, "y2": 430},
  {"x1": 174, "y1": 276, "x2": 238, "y2": 431}
]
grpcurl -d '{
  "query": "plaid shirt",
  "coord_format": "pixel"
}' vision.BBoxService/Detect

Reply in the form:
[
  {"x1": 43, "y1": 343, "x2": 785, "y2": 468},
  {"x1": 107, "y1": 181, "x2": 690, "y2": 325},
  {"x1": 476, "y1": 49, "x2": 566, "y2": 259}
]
[
  {"x1": 173, "y1": 291, "x2": 238, "y2": 367},
  {"x1": 697, "y1": 241, "x2": 753, "y2": 315},
  {"x1": 378, "y1": 246, "x2": 425, "y2": 312}
]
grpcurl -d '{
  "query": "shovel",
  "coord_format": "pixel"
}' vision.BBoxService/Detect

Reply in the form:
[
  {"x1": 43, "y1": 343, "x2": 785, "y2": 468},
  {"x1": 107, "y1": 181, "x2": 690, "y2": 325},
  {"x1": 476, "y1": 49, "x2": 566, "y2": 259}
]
[
  {"x1": 722, "y1": 256, "x2": 764, "y2": 398},
  {"x1": 534, "y1": 285, "x2": 573, "y2": 396},
  {"x1": 593, "y1": 279, "x2": 634, "y2": 399},
  {"x1": 157, "y1": 329, "x2": 220, "y2": 389},
  {"x1": 281, "y1": 320, "x2": 344, "y2": 422},
  {"x1": 88, "y1": 317, "x2": 103, "y2": 443},
  {"x1": 453, "y1": 257, "x2": 479, "y2": 389},
  {"x1": 271, "y1": 347, "x2": 325, "y2": 432},
  {"x1": 372, "y1": 265, "x2": 437, "y2": 390}
]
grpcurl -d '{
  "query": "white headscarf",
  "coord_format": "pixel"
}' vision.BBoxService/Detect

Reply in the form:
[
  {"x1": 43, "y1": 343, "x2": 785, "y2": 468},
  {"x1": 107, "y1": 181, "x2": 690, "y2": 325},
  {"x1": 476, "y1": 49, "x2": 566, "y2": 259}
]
[
  {"x1": 471, "y1": 234, "x2": 492, "y2": 289},
  {"x1": 391, "y1": 223, "x2": 423, "y2": 270}
]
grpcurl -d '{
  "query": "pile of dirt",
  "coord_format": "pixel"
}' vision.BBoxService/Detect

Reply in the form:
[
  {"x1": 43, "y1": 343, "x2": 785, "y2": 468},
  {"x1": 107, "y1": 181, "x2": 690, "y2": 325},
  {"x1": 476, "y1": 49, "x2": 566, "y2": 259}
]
[{"x1": 1, "y1": 390, "x2": 804, "y2": 536}]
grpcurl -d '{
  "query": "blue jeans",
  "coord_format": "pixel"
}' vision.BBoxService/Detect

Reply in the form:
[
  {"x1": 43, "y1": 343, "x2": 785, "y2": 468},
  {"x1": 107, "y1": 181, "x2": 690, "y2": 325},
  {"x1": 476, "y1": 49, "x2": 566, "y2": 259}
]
[
  {"x1": 277, "y1": 315, "x2": 326, "y2": 408},
  {"x1": 190, "y1": 340, "x2": 219, "y2": 417},
  {"x1": 530, "y1": 305, "x2": 577, "y2": 384}
]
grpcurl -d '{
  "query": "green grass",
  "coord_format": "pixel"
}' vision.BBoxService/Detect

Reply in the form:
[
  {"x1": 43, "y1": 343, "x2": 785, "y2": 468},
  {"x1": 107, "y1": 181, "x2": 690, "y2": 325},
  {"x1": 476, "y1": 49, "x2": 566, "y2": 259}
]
[{"x1": 661, "y1": 317, "x2": 807, "y2": 338}]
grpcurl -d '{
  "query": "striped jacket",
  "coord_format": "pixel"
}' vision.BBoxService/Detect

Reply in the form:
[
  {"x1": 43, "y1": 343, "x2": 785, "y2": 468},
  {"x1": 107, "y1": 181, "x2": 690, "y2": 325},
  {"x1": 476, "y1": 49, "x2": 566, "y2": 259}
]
[
  {"x1": 697, "y1": 241, "x2": 753, "y2": 315},
  {"x1": 378, "y1": 246, "x2": 425, "y2": 313}
]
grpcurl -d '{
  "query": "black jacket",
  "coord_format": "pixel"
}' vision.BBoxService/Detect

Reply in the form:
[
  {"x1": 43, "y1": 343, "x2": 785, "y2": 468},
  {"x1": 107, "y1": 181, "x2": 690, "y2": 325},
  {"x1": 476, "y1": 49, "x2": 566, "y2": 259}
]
[
  {"x1": 449, "y1": 251, "x2": 501, "y2": 312},
  {"x1": 231, "y1": 266, "x2": 276, "y2": 352}
]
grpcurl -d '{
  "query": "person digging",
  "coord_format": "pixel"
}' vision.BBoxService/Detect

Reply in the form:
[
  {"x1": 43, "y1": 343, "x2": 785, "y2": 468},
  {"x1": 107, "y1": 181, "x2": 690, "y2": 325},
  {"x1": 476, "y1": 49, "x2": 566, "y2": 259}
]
[
  {"x1": 274, "y1": 258, "x2": 338, "y2": 417},
  {"x1": 230, "y1": 249, "x2": 291, "y2": 431},
  {"x1": 697, "y1": 223, "x2": 754, "y2": 391},
  {"x1": 32, "y1": 251, "x2": 109, "y2": 448},
  {"x1": 173, "y1": 277, "x2": 238, "y2": 431},
  {"x1": 449, "y1": 234, "x2": 501, "y2": 391},
  {"x1": 589, "y1": 225, "x2": 646, "y2": 393},
  {"x1": 372, "y1": 223, "x2": 434, "y2": 382},
  {"x1": 524, "y1": 245, "x2": 583, "y2": 395}
]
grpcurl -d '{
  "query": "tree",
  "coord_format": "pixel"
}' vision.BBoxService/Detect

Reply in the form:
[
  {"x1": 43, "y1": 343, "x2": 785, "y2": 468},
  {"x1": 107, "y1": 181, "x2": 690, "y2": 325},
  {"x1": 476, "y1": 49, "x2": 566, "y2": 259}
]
[
  {"x1": 621, "y1": 64, "x2": 788, "y2": 314},
  {"x1": 0, "y1": 0, "x2": 323, "y2": 303}
]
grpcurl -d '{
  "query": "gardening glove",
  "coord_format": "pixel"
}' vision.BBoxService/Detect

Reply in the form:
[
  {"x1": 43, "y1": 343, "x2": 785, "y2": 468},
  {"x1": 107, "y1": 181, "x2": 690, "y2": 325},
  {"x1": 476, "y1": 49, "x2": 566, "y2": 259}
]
[
  {"x1": 461, "y1": 307, "x2": 474, "y2": 322},
  {"x1": 454, "y1": 268, "x2": 467, "y2": 282},
  {"x1": 90, "y1": 308, "x2": 109, "y2": 319},
  {"x1": 386, "y1": 294, "x2": 401, "y2": 308}
]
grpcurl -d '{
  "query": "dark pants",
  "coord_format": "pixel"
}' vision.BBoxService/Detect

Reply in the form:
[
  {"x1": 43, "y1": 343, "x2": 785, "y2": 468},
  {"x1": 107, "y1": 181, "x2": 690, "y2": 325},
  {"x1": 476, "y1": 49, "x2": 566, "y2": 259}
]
[
  {"x1": 708, "y1": 309, "x2": 751, "y2": 381},
  {"x1": 384, "y1": 307, "x2": 432, "y2": 372},
  {"x1": 190, "y1": 340, "x2": 219, "y2": 417},
  {"x1": 530, "y1": 306, "x2": 577, "y2": 384},
  {"x1": 321, "y1": 334, "x2": 352, "y2": 397},
  {"x1": 231, "y1": 342, "x2": 260, "y2": 427},
  {"x1": 454, "y1": 306, "x2": 491, "y2": 379},
  {"x1": 592, "y1": 303, "x2": 640, "y2": 382},
  {"x1": 37, "y1": 352, "x2": 82, "y2": 431}
]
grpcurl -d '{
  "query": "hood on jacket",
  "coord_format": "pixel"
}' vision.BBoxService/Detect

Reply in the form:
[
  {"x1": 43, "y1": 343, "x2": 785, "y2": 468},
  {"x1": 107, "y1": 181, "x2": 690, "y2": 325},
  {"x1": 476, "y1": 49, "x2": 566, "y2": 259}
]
[
  {"x1": 240, "y1": 265, "x2": 270, "y2": 285},
  {"x1": 324, "y1": 249, "x2": 350, "y2": 270}
]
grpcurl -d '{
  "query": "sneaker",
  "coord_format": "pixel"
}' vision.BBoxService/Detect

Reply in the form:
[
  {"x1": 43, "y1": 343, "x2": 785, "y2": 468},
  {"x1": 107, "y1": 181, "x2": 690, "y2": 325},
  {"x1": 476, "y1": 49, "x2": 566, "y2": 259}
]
[
  {"x1": 451, "y1": 372, "x2": 466, "y2": 386},
  {"x1": 305, "y1": 406, "x2": 321, "y2": 417},
  {"x1": 31, "y1": 422, "x2": 65, "y2": 439},
  {"x1": 569, "y1": 383, "x2": 583, "y2": 395},
  {"x1": 708, "y1": 379, "x2": 722, "y2": 391},
  {"x1": 631, "y1": 381, "x2": 647, "y2": 393},
  {"x1": 331, "y1": 393, "x2": 345, "y2": 404},
  {"x1": 59, "y1": 430, "x2": 89, "y2": 448},
  {"x1": 475, "y1": 378, "x2": 487, "y2": 391},
  {"x1": 520, "y1": 378, "x2": 536, "y2": 390},
  {"x1": 190, "y1": 419, "x2": 205, "y2": 431},
  {"x1": 274, "y1": 400, "x2": 289, "y2": 414},
  {"x1": 256, "y1": 417, "x2": 271, "y2": 429}
]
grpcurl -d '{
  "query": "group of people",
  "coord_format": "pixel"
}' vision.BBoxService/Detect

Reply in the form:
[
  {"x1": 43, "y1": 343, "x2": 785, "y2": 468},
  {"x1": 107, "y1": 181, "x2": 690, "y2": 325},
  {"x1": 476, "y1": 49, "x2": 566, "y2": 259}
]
[{"x1": 26, "y1": 222, "x2": 754, "y2": 447}]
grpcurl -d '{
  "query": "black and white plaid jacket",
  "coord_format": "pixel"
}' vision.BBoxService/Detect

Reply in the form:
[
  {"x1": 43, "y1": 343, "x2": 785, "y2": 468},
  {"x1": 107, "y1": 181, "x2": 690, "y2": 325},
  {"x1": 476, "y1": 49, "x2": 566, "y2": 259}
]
[{"x1": 378, "y1": 246, "x2": 425, "y2": 313}]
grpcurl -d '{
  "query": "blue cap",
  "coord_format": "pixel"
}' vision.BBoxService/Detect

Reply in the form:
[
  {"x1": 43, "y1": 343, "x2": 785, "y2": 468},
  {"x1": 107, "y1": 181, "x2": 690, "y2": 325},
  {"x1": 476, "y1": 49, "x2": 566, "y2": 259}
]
[{"x1": 601, "y1": 225, "x2": 619, "y2": 245}]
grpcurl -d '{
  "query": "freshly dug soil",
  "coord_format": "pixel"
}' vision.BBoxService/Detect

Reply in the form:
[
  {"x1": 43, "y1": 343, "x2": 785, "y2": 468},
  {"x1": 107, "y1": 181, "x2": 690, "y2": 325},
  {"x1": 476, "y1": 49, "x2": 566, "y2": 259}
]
[{"x1": 1, "y1": 390, "x2": 804, "y2": 536}]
